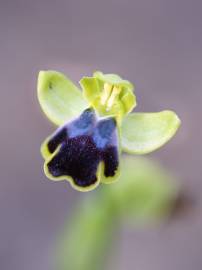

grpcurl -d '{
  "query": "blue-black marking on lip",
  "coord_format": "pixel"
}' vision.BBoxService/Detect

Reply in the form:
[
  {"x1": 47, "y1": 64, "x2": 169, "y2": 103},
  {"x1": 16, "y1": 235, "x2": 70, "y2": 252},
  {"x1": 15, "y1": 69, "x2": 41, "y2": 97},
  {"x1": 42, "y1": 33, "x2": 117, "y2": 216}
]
[{"x1": 46, "y1": 108, "x2": 119, "y2": 188}]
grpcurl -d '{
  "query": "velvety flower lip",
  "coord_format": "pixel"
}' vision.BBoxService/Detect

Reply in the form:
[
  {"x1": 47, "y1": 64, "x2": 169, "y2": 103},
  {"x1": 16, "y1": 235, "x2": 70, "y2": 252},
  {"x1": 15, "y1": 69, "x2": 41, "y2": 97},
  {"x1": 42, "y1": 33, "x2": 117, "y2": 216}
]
[
  {"x1": 38, "y1": 70, "x2": 181, "y2": 192},
  {"x1": 42, "y1": 108, "x2": 119, "y2": 191}
]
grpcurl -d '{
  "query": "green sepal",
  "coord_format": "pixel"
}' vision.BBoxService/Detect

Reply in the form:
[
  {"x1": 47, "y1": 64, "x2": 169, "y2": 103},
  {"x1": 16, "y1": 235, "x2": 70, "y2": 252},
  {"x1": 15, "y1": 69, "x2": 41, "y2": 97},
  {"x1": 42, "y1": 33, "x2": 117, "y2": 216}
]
[
  {"x1": 121, "y1": 110, "x2": 181, "y2": 154},
  {"x1": 37, "y1": 70, "x2": 88, "y2": 126}
]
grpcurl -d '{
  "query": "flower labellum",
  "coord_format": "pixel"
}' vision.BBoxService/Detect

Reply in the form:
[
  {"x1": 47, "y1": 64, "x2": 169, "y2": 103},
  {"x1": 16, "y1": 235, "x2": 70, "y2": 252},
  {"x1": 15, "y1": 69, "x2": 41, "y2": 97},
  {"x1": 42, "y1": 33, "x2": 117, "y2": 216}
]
[
  {"x1": 38, "y1": 70, "x2": 181, "y2": 191},
  {"x1": 41, "y1": 108, "x2": 119, "y2": 191}
]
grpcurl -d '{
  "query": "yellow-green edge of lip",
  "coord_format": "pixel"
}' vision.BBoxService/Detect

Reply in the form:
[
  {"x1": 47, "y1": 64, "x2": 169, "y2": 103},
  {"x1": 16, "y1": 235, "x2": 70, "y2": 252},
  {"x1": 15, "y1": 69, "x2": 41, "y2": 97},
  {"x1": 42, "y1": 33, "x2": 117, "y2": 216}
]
[
  {"x1": 41, "y1": 136, "x2": 121, "y2": 191},
  {"x1": 42, "y1": 145, "x2": 102, "y2": 192}
]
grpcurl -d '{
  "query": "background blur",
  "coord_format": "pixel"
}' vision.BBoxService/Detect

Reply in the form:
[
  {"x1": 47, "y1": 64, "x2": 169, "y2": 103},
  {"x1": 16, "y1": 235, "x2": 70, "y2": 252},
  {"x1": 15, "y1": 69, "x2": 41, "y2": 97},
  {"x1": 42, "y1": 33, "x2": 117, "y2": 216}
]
[{"x1": 0, "y1": 0, "x2": 201, "y2": 269}]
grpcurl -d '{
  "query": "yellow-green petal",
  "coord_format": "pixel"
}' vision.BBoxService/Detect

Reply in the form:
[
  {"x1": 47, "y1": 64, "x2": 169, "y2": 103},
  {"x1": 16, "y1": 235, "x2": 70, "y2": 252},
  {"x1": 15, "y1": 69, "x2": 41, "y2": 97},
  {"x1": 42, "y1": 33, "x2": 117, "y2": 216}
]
[
  {"x1": 80, "y1": 71, "x2": 136, "y2": 122},
  {"x1": 37, "y1": 70, "x2": 88, "y2": 126},
  {"x1": 80, "y1": 77, "x2": 101, "y2": 102},
  {"x1": 93, "y1": 71, "x2": 133, "y2": 90},
  {"x1": 120, "y1": 88, "x2": 137, "y2": 114},
  {"x1": 121, "y1": 110, "x2": 181, "y2": 154}
]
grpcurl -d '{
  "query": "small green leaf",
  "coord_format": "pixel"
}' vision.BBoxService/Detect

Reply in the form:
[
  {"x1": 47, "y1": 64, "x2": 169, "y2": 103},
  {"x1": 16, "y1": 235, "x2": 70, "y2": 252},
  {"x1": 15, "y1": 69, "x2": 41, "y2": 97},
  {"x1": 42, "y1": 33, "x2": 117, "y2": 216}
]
[
  {"x1": 121, "y1": 110, "x2": 181, "y2": 154},
  {"x1": 107, "y1": 156, "x2": 178, "y2": 222},
  {"x1": 37, "y1": 70, "x2": 88, "y2": 126}
]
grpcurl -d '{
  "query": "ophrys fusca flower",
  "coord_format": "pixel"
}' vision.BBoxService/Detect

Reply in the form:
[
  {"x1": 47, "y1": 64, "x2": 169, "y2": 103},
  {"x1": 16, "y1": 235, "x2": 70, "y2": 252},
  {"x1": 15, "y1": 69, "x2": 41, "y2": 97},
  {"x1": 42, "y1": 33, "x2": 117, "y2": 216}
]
[{"x1": 38, "y1": 71, "x2": 180, "y2": 191}]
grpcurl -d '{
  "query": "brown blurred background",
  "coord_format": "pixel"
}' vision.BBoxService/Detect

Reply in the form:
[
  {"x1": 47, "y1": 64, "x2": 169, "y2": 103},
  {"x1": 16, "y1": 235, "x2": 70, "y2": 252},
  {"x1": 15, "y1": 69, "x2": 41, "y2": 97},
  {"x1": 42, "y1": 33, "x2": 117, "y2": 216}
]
[{"x1": 0, "y1": 0, "x2": 201, "y2": 269}]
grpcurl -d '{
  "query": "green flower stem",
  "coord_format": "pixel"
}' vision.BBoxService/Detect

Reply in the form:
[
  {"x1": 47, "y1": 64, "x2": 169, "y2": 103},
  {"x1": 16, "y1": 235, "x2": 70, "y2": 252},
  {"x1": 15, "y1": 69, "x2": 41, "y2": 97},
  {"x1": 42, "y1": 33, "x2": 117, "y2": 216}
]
[
  {"x1": 55, "y1": 157, "x2": 178, "y2": 270},
  {"x1": 56, "y1": 197, "x2": 118, "y2": 270}
]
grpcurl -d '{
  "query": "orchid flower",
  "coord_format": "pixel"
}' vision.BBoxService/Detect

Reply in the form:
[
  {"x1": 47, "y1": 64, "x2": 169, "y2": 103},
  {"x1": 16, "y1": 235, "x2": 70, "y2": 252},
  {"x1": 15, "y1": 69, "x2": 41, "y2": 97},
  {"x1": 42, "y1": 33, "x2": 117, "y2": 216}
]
[{"x1": 37, "y1": 70, "x2": 180, "y2": 191}]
